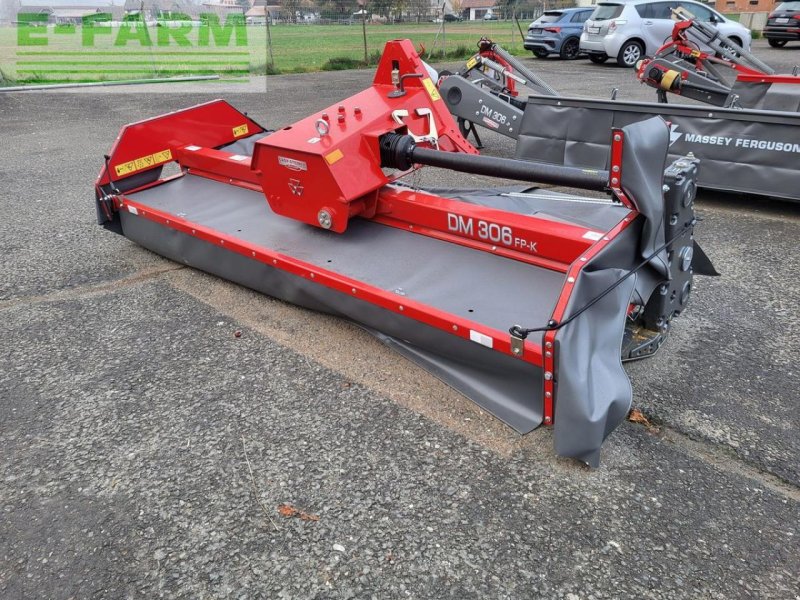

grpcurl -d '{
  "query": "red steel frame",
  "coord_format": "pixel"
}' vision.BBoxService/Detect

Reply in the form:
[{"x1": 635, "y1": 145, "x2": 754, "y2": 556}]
[
  {"x1": 96, "y1": 44, "x2": 640, "y2": 428},
  {"x1": 735, "y1": 73, "x2": 800, "y2": 85},
  {"x1": 637, "y1": 19, "x2": 800, "y2": 93}
]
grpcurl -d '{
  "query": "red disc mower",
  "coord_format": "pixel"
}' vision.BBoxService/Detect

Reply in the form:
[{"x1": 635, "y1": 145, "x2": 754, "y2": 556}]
[{"x1": 95, "y1": 40, "x2": 715, "y2": 466}]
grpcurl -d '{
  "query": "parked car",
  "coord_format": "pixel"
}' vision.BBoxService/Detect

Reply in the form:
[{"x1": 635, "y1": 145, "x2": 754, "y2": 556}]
[
  {"x1": 580, "y1": 0, "x2": 752, "y2": 67},
  {"x1": 764, "y1": 1, "x2": 800, "y2": 47},
  {"x1": 443, "y1": 12, "x2": 463, "y2": 22},
  {"x1": 483, "y1": 9, "x2": 498, "y2": 21},
  {"x1": 524, "y1": 7, "x2": 595, "y2": 59}
]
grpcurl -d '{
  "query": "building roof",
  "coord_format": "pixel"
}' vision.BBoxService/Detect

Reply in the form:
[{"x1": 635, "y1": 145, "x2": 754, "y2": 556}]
[
  {"x1": 461, "y1": 0, "x2": 496, "y2": 8},
  {"x1": 123, "y1": 0, "x2": 195, "y2": 11},
  {"x1": 51, "y1": 7, "x2": 102, "y2": 16},
  {"x1": 245, "y1": 5, "x2": 280, "y2": 16},
  {"x1": 201, "y1": 1, "x2": 244, "y2": 11},
  {"x1": 19, "y1": 0, "x2": 124, "y2": 5}
]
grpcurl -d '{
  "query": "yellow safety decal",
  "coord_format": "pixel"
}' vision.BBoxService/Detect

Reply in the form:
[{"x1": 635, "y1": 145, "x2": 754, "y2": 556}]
[
  {"x1": 422, "y1": 77, "x2": 441, "y2": 102},
  {"x1": 115, "y1": 149, "x2": 173, "y2": 177},
  {"x1": 690, "y1": 49, "x2": 701, "y2": 58},
  {"x1": 324, "y1": 149, "x2": 344, "y2": 165},
  {"x1": 232, "y1": 124, "x2": 249, "y2": 138},
  {"x1": 466, "y1": 56, "x2": 479, "y2": 70}
]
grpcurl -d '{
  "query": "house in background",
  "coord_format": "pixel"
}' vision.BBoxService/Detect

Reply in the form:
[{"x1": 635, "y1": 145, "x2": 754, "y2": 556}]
[
  {"x1": 715, "y1": 0, "x2": 775, "y2": 13},
  {"x1": 201, "y1": 0, "x2": 247, "y2": 20},
  {"x1": 461, "y1": 0, "x2": 496, "y2": 20},
  {"x1": 244, "y1": 0, "x2": 282, "y2": 24},
  {"x1": 123, "y1": 0, "x2": 202, "y2": 19},
  {"x1": 8, "y1": 0, "x2": 125, "y2": 24}
]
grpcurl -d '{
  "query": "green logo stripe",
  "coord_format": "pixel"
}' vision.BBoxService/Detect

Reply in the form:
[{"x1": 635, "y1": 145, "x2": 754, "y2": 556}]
[
  {"x1": 16, "y1": 61, "x2": 250, "y2": 66},
  {"x1": 16, "y1": 68, "x2": 250, "y2": 74},
  {"x1": 16, "y1": 51, "x2": 251, "y2": 56}
]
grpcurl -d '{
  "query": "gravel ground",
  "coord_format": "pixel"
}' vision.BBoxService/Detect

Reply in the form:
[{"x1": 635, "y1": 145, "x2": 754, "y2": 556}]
[{"x1": 1, "y1": 39, "x2": 799, "y2": 599}]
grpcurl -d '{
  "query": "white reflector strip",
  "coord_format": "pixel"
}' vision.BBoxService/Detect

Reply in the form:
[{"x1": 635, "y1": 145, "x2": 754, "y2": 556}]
[
  {"x1": 127, "y1": 205, "x2": 138, "y2": 215},
  {"x1": 469, "y1": 330, "x2": 493, "y2": 349},
  {"x1": 185, "y1": 145, "x2": 201, "y2": 151},
  {"x1": 583, "y1": 230, "x2": 604, "y2": 241},
  {"x1": 229, "y1": 154, "x2": 249, "y2": 162}
]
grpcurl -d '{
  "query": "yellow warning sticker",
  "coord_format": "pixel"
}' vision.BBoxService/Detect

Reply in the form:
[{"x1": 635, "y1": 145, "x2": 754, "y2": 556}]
[
  {"x1": 115, "y1": 149, "x2": 173, "y2": 177},
  {"x1": 324, "y1": 149, "x2": 344, "y2": 165},
  {"x1": 422, "y1": 77, "x2": 441, "y2": 102},
  {"x1": 466, "y1": 56, "x2": 479, "y2": 70},
  {"x1": 233, "y1": 124, "x2": 249, "y2": 138}
]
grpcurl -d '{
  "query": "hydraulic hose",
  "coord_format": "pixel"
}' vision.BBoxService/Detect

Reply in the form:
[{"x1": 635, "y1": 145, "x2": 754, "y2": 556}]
[{"x1": 380, "y1": 133, "x2": 609, "y2": 192}]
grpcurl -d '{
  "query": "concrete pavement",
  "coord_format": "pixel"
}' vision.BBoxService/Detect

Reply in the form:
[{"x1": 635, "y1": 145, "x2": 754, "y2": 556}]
[{"x1": 1, "y1": 41, "x2": 798, "y2": 598}]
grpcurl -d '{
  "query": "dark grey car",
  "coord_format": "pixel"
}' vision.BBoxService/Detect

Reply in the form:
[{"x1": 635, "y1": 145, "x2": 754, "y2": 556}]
[{"x1": 524, "y1": 8, "x2": 594, "y2": 60}]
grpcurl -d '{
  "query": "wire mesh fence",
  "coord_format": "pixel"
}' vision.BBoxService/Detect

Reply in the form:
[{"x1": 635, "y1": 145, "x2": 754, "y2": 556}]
[
  {"x1": 253, "y1": 15, "x2": 545, "y2": 74},
  {"x1": 1, "y1": 1, "x2": 561, "y2": 85}
]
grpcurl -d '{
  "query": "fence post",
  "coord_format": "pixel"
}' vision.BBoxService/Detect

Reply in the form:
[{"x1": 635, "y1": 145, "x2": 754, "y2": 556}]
[
  {"x1": 361, "y1": 2, "x2": 368, "y2": 63},
  {"x1": 265, "y1": 11, "x2": 274, "y2": 69},
  {"x1": 514, "y1": 15, "x2": 525, "y2": 45}
]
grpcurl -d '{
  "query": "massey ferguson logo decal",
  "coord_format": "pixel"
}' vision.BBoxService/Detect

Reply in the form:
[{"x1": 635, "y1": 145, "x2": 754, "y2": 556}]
[
  {"x1": 278, "y1": 156, "x2": 308, "y2": 171},
  {"x1": 669, "y1": 124, "x2": 800, "y2": 153},
  {"x1": 669, "y1": 123, "x2": 683, "y2": 146},
  {"x1": 288, "y1": 179, "x2": 304, "y2": 196}
]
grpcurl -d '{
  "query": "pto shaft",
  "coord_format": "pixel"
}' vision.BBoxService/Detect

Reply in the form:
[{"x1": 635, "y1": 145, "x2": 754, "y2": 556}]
[{"x1": 379, "y1": 133, "x2": 609, "y2": 192}]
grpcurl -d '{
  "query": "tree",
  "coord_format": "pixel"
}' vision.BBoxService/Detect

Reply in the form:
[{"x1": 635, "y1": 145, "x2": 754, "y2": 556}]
[
  {"x1": 278, "y1": 0, "x2": 318, "y2": 22},
  {"x1": 393, "y1": 0, "x2": 407, "y2": 21},
  {"x1": 321, "y1": 0, "x2": 358, "y2": 19},
  {"x1": 371, "y1": 0, "x2": 393, "y2": 18},
  {"x1": 408, "y1": 0, "x2": 430, "y2": 23}
]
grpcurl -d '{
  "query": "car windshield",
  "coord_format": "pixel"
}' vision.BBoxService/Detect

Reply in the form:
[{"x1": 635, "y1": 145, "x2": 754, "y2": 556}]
[
  {"x1": 535, "y1": 12, "x2": 563, "y2": 23},
  {"x1": 776, "y1": 1, "x2": 800, "y2": 10},
  {"x1": 591, "y1": 3, "x2": 624, "y2": 20}
]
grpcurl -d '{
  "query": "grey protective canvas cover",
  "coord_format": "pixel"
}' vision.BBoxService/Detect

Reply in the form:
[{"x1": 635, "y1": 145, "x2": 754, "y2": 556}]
[
  {"x1": 730, "y1": 80, "x2": 800, "y2": 113},
  {"x1": 516, "y1": 96, "x2": 800, "y2": 201}
]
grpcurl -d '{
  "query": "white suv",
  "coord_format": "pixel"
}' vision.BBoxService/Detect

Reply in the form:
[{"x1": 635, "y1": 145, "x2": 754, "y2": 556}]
[{"x1": 580, "y1": 0, "x2": 752, "y2": 67}]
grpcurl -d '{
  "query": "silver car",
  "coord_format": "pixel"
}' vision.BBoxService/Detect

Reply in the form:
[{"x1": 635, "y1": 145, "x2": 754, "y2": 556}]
[{"x1": 580, "y1": 0, "x2": 752, "y2": 67}]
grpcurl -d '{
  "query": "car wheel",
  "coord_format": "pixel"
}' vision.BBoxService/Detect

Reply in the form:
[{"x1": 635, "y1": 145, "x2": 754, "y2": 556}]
[
  {"x1": 768, "y1": 38, "x2": 788, "y2": 48},
  {"x1": 617, "y1": 40, "x2": 643, "y2": 67},
  {"x1": 588, "y1": 54, "x2": 608, "y2": 64},
  {"x1": 559, "y1": 37, "x2": 581, "y2": 60},
  {"x1": 717, "y1": 36, "x2": 743, "y2": 58},
  {"x1": 532, "y1": 48, "x2": 549, "y2": 58}
]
